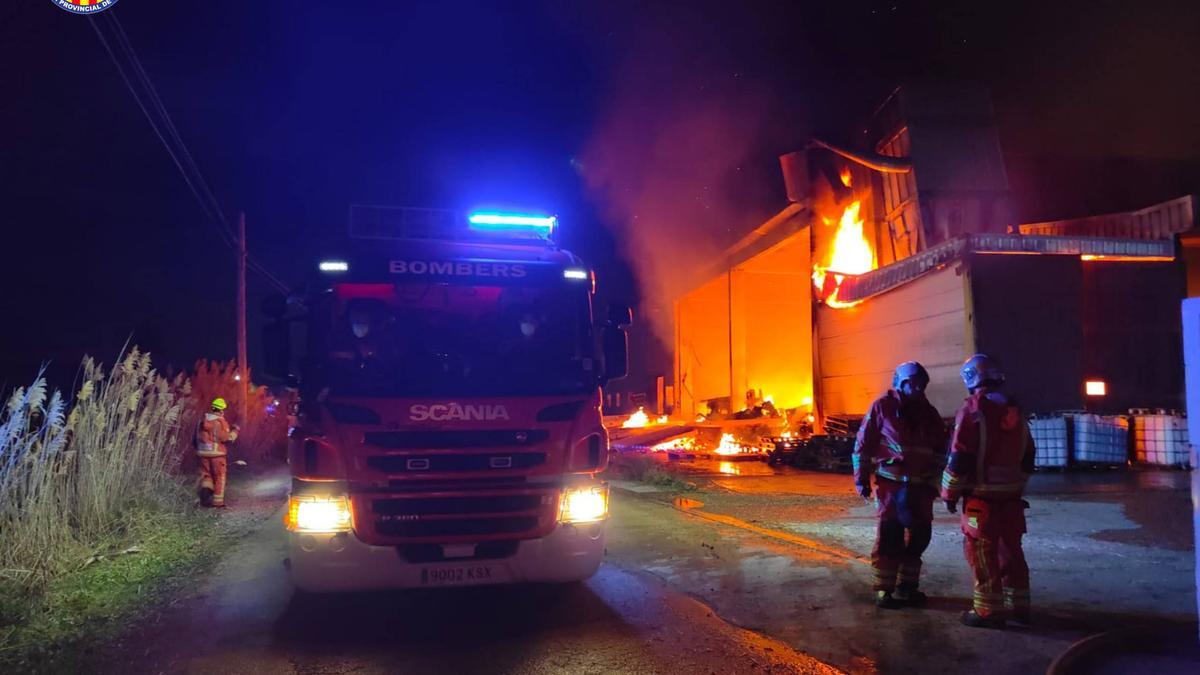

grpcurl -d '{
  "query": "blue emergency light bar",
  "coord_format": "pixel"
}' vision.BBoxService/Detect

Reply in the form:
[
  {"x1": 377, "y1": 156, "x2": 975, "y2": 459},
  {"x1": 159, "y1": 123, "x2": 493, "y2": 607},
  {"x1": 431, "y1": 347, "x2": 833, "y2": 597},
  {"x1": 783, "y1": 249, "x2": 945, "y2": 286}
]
[{"x1": 467, "y1": 212, "x2": 557, "y2": 239}]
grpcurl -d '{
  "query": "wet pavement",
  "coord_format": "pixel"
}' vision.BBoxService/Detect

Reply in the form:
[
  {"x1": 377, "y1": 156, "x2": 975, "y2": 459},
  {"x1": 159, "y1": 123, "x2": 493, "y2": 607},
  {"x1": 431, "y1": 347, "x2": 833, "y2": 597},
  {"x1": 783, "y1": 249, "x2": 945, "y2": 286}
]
[
  {"x1": 91, "y1": 459, "x2": 1196, "y2": 674},
  {"x1": 89, "y1": 465, "x2": 834, "y2": 675},
  {"x1": 606, "y1": 454, "x2": 1196, "y2": 673}
]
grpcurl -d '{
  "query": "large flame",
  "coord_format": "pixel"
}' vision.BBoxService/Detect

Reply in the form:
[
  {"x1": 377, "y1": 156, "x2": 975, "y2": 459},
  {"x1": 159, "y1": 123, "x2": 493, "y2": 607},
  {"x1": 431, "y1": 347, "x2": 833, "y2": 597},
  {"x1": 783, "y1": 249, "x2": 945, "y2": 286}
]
[{"x1": 812, "y1": 200, "x2": 874, "y2": 308}]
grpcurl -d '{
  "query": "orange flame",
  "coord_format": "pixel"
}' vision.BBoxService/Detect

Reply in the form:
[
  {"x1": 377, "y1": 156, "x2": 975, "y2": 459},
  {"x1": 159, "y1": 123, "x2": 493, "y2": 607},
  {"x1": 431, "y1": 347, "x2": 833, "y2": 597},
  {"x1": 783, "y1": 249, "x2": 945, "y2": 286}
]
[
  {"x1": 622, "y1": 407, "x2": 650, "y2": 428},
  {"x1": 839, "y1": 166, "x2": 852, "y2": 188},
  {"x1": 812, "y1": 200, "x2": 873, "y2": 308}
]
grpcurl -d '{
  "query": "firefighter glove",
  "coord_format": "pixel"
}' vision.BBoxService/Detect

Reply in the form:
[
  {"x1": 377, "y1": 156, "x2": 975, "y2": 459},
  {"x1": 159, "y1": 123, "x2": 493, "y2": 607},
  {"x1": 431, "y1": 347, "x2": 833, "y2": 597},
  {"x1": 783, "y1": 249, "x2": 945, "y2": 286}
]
[
  {"x1": 944, "y1": 498, "x2": 959, "y2": 514},
  {"x1": 856, "y1": 483, "x2": 871, "y2": 500}
]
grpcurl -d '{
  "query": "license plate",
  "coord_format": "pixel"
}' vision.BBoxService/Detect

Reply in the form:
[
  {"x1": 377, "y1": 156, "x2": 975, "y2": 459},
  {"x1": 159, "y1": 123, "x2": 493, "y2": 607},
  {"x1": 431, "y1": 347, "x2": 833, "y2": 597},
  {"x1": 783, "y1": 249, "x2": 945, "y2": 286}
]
[{"x1": 419, "y1": 565, "x2": 494, "y2": 586}]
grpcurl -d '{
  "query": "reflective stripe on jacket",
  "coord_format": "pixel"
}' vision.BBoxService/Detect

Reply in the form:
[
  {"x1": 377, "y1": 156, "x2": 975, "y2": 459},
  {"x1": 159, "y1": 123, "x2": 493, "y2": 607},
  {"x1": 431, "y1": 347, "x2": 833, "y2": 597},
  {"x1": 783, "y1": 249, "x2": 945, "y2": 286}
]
[
  {"x1": 196, "y1": 413, "x2": 237, "y2": 457},
  {"x1": 853, "y1": 390, "x2": 948, "y2": 487},
  {"x1": 941, "y1": 388, "x2": 1035, "y2": 502}
]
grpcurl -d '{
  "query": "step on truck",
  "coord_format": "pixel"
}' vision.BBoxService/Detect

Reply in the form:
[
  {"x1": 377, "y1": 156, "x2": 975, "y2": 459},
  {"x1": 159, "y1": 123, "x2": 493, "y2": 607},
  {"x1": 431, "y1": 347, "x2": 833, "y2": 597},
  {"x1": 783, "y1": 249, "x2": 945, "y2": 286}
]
[{"x1": 261, "y1": 207, "x2": 630, "y2": 592}]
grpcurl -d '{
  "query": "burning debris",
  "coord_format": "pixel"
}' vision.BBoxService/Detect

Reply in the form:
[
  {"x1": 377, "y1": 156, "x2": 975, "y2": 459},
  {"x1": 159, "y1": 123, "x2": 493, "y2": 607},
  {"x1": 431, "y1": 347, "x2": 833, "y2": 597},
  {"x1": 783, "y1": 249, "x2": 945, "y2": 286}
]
[
  {"x1": 713, "y1": 432, "x2": 759, "y2": 456},
  {"x1": 652, "y1": 436, "x2": 697, "y2": 452},
  {"x1": 648, "y1": 431, "x2": 765, "y2": 459},
  {"x1": 622, "y1": 407, "x2": 669, "y2": 428}
]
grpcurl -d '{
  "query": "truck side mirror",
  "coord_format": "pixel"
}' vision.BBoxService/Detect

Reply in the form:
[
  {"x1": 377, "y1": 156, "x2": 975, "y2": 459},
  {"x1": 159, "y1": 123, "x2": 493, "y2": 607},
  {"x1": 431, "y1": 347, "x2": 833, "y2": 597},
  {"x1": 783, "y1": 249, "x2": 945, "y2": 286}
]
[
  {"x1": 261, "y1": 320, "x2": 292, "y2": 381},
  {"x1": 602, "y1": 325, "x2": 629, "y2": 382},
  {"x1": 607, "y1": 303, "x2": 633, "y2": 328}
]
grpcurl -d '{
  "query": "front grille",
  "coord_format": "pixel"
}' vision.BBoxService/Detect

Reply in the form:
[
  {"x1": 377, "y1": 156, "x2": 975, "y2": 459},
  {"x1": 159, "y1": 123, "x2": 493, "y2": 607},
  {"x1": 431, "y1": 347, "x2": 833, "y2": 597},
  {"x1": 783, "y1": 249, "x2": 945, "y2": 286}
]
[
  {"x1": 366, "y1": 452, "x2": 546, "y2": 473},
  {"x1": 377, "y1": 517, "x2": 539, "y2": 538},
  {"x1": 374, "y1": 494, "x2": 544, "y2": 516},
  {"x1": 366, "y1": 491, "x2": 556, "y2": 542},
  {"x1": 363, "y1": 429, "x2": 549, "y2": 449},
  {"x1": 385, "y1": 476, "x2": 529, "y2": 492}
]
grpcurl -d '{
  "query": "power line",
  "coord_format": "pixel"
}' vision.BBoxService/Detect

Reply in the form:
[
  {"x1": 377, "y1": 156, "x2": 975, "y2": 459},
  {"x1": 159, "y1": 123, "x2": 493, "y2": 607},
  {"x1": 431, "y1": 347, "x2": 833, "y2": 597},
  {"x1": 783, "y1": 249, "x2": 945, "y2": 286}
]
[{"x1": 89, "y1": 11, "x2": 289, "y2": 293}]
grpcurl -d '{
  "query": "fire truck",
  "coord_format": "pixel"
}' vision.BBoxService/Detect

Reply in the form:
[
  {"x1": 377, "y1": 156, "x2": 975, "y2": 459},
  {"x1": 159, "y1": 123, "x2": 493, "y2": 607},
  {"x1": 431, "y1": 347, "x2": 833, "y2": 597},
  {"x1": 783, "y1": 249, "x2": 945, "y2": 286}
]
[{"x1": 261, "y1": 207, "x2": 630, "y2": 592}]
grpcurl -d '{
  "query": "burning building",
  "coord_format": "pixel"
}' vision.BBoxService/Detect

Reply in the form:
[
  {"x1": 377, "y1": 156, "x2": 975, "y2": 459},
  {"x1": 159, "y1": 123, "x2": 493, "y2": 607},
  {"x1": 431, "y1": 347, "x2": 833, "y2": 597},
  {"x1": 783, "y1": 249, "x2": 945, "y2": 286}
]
[{"x1": 673, "y1": 84, "x2": 1194, "y2": 423}]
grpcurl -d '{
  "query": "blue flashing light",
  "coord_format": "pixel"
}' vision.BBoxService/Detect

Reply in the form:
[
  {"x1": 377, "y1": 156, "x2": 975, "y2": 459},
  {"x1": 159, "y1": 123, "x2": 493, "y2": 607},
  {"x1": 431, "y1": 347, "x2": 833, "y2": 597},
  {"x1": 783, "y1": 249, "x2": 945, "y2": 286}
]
[
  {"x1": 563, "y1": 268, "x2": 589, "y2": 280},
  {"x1": 319, "y1": 260, "x2": 349, "y2": 273},
  {"x1": 467, "y1": 212, "x2": 557, "y2": 238}
]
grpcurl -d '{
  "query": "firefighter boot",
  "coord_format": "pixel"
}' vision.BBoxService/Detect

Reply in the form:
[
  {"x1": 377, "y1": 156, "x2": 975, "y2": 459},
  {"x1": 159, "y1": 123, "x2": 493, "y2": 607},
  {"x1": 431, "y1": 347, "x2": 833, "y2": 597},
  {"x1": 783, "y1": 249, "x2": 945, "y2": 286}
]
[
  {"x1": 960, "y1": 610, "x2": 1006, "y2": 629},
  {"x1": 893, "y1": 587, "x2": 928, "y2": 607},
  {"x1": 198, "y1": 486, "x2": 214, "y2": 507},
  {"x1": 875, "y1": 591, "x2": 903, "y2": 609}
]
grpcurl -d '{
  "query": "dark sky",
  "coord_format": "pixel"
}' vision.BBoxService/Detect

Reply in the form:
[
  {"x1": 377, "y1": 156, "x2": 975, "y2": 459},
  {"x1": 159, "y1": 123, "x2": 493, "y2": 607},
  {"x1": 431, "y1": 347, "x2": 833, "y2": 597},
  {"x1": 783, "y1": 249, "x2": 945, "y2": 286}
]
[{"x1": 2, "y1": 0, "x2": 1198, "y2": 388}]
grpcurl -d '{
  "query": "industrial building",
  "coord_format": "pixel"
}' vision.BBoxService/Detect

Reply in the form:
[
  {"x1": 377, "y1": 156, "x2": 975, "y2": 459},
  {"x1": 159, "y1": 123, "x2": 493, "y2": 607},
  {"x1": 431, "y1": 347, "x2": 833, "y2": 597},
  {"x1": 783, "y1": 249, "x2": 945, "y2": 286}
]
[{"x1": 673, "y1": 85, "x2": 1195, "y2": 423}]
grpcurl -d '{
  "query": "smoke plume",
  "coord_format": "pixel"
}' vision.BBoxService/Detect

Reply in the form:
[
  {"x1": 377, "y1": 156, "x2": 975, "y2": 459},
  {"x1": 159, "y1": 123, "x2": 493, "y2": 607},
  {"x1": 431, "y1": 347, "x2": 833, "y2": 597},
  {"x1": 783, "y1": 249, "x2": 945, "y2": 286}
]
[{"x1": 579, "y1": 24, "x2": 790, "y2": 351}]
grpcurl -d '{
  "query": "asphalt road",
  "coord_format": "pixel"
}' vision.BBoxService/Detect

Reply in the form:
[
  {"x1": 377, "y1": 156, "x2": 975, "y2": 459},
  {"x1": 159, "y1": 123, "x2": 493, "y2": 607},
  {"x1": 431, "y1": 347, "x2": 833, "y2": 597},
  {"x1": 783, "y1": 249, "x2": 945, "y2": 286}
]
[{"x1": 90, "y1": 466, "x2": 834, "y2": 675}]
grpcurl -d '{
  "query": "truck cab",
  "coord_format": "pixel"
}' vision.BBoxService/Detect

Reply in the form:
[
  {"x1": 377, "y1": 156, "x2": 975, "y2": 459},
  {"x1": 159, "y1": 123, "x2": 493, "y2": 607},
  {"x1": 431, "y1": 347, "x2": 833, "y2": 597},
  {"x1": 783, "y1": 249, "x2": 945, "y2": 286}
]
[{"x1": 262, "y1": 209, "x2": 630, "y2": 592}]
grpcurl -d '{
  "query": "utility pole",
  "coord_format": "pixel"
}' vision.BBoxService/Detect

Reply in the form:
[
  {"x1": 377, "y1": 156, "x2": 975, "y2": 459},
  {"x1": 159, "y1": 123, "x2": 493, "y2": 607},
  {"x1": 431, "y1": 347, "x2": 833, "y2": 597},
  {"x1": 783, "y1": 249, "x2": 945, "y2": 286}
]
[{"x1": 237, "y1": 212, "x2": 249, "y2": 429}]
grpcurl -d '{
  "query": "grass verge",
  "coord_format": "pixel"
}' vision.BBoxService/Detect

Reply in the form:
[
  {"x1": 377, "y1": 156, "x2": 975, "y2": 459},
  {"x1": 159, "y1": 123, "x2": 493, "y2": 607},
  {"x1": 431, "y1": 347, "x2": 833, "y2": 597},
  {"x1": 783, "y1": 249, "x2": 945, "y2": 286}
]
[{"x1": 0, "y1": 501, "x2": 224, "y2": 673}]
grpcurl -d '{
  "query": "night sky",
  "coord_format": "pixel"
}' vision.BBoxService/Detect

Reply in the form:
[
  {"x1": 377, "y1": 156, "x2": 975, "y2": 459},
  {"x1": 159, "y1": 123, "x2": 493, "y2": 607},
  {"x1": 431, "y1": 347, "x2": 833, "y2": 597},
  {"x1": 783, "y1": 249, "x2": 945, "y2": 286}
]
[{"x1": 3, "y1": 1, "x2": 1199, "y2": 391}]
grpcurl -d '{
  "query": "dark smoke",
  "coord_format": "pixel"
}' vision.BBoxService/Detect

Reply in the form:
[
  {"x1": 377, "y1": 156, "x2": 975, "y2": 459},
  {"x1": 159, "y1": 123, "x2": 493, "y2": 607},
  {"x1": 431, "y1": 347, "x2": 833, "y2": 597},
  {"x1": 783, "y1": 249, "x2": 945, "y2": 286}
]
[{"x1": 579, "y1": 20, "x2": 794, "y2": 350}]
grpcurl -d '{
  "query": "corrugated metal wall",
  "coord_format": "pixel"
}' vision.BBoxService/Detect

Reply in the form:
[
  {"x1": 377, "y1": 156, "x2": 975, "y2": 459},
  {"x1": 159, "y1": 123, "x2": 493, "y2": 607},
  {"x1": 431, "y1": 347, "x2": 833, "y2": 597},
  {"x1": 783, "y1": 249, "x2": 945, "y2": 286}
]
[
  {"x1": 817, "y1": 264, "x2": 968, "y2": 417},
  {"x1": 736, "y1": 232, "x2": 813, "y2": 410},
  {"x1": 970, "y1": 253, "x2": 1186, "y2": 414},
  {"x1": 674, "y1": 230, "x2": 813, "y2": 417},
  {"x1": 675, "y1": 274, "x2": 731, "y2": 417},
  {"x1": 1080, "y1": 259, "x2": 1185, "y2": 412},
  {"x1": 969, "y1": 253, "x2": 1085, "y2": 413}
]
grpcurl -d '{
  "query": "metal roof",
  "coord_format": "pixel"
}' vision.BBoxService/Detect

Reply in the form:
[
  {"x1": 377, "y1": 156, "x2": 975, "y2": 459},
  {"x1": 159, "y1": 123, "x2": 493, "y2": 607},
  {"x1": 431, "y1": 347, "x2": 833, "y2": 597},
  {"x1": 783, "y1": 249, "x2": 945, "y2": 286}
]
[
  {"x1": 1017, "y1": 195, "x2": 1196, "y2": 240},
  {"x1": 835, "y1": 233, "x2": 1176, "y2": 304}
]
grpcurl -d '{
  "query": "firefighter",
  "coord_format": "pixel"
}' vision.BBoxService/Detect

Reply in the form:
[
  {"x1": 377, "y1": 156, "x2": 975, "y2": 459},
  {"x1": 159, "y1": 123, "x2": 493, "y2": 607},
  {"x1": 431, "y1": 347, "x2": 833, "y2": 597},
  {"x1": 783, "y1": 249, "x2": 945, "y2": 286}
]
[
  {"x1": 853, "y1": 361, "x2": 947, "y2": 609},
  {"x1": 196, "y1": 397, "x2": 239, "y2": 508},
  {"x1": 941, "y1": 354, "x2": 1035, "y2": 629}
]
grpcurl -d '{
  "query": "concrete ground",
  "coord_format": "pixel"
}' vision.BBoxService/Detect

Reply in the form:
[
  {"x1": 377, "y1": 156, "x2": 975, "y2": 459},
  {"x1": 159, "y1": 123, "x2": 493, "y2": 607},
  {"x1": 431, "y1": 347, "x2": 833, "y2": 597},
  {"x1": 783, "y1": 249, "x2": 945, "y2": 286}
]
[
  {"x1": 606, "y1": 455, "x2": 1196, "y2": 674},
  {"x1": 88, "y1": 459, "x2": 1196, "y2": 674}
]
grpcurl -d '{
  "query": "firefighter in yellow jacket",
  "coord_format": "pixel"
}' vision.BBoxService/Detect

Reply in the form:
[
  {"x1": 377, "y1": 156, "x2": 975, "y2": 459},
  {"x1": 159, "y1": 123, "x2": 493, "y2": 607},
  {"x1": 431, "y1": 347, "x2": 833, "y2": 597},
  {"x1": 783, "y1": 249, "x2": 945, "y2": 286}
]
[{"x1": 196, "y1": 397, "x2": 239, "y2": 507}]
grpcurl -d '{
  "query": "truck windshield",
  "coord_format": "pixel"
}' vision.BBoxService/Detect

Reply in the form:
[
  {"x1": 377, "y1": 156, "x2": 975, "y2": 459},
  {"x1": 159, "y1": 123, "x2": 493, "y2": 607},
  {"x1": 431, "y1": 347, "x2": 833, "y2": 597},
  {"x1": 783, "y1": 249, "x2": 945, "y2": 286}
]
[{"x1": 316, "y1": 281, "x2": 595, "y2": 397}]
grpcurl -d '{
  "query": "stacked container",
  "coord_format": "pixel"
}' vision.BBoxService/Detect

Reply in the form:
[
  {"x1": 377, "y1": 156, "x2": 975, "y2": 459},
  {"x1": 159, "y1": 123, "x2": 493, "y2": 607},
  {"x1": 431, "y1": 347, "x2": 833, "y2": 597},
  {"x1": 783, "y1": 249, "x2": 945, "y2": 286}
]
[
  {"x1": 1131, "y1": 411, "x2": 1190, "y2": 468},
  {"x1": 1028, "y1": 415, "x2": 1070, "y2": 468},
  {"x1": 1071, "y1": 414, "x2": 1130, "y2": 465}
]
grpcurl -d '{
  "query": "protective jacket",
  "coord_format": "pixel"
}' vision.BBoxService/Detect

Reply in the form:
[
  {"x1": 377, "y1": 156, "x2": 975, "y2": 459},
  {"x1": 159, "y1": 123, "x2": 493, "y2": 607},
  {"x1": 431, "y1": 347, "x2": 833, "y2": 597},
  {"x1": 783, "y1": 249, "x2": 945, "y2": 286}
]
[
  {"x1": 197, "y1": 412, "x2": 237, "y2": 458},
  {"x1": 941, "y1": 389, "x2": 1035, "y2": 502},
  {"x1": 853, "y1": 390, "x2": 947, "y2": 489}
]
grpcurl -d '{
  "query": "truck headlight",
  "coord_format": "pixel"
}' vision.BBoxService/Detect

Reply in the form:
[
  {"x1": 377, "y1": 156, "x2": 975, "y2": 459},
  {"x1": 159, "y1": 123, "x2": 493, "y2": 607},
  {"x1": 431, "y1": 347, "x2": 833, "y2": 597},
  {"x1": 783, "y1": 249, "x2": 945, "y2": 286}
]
[
  {"x1": 559, "y1": 484, "x2": 609, "y2": 524},
  {"x1": 286, "y1": 494, "x2": 352, "y2": 533}
]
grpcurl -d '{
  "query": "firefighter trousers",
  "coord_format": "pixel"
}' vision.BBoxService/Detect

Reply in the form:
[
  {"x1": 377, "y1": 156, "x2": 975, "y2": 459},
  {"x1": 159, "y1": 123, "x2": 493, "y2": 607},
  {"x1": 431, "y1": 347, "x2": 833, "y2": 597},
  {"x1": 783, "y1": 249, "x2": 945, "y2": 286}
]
[
  {"x1": 961, "y1": 497, "x2": 1030, "y2": 617},
  {"x1": 871, "y1": 479, "x2": 934, "y2": 592},
  {"x1": 198, "y1": 456, "x2": 228, "y2": 507}
]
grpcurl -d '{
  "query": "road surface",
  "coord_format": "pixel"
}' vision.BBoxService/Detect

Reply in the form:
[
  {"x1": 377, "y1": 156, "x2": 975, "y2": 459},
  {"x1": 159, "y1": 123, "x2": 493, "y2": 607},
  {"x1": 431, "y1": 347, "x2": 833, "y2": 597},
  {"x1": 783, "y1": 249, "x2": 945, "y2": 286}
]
[{"x1": 90, "y1": 460, "x2": 1196, "y2": 674}]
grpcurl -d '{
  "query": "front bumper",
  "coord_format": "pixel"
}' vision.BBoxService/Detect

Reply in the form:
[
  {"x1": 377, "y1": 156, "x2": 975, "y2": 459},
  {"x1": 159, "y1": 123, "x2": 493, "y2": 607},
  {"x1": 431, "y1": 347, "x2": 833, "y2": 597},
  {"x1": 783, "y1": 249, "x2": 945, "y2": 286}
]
[{"x1": 289, "y1": 520, "x2": 606, "y2": 592}]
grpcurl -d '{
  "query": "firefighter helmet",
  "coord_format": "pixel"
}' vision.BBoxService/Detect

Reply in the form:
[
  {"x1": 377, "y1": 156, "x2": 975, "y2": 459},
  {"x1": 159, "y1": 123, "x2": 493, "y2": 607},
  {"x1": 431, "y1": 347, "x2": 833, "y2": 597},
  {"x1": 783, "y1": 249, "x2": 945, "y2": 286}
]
[
  {"x1": 892, "y1": 361, "x2": 930, "y2": 391},
  {"x1": 211, "y1": 397, "x2": 228, "y2": 411},
  {"x1": 960, "y1": 354, "x2": 1004, "y2": 391}
]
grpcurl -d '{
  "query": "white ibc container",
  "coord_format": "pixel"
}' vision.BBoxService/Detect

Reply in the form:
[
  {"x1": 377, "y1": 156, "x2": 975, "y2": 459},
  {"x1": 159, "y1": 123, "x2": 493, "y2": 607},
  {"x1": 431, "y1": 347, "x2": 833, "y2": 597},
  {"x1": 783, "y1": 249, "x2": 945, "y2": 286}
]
[
  {"x1": 1072, "y1": 414, "x2": 1129, "y2": 465},
  {"x1": 1132, "y1": 413, "x2": 1190, "y2": 467},
  {"x1": 1028, "y1": 416, "x2": 1069, "y2": 468}
]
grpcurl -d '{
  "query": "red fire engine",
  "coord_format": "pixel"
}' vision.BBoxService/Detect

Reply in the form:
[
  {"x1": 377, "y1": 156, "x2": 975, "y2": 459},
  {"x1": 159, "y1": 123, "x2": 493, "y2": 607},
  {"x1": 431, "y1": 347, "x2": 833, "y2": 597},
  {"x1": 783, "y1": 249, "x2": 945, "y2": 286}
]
[{"x1": 262, "y1": 207, "x2": 630, "y2": 591}]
